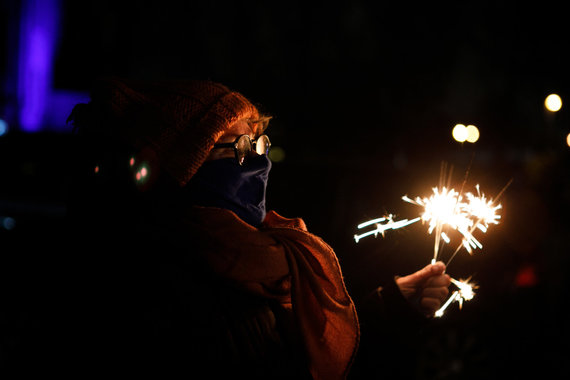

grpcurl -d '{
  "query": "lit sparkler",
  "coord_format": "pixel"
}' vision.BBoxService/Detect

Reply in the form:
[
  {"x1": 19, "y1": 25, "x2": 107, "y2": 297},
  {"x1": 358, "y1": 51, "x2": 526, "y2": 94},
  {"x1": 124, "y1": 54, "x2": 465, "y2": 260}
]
[
  {"x1": 465, "y1": 185, "x2": 502, "y2": 232},
  {"x1": 402, "y1": 187, "x2": 470, "y2": 264},
  {"x1": 435, "y1": 277, "x2": 477, "y2": 317},
  {"x1": 354, "y1": 214, "x2": 420, "y2": 243},
  {"x1": 356, "y1": 185, "x2": 502, "y2": 264},
  {"x1": 354, "y1": 177, "x2": 508, "y2": 317},
  {"x1": 402, "y1": 184, "x2": 502, "y2": 265}
]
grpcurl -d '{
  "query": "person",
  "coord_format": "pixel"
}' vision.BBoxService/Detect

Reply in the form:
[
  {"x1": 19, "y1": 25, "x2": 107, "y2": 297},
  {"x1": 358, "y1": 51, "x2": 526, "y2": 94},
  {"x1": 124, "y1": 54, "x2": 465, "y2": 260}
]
[{"x1": 63, "y1": 77, "x2": 450, "y2": 379}]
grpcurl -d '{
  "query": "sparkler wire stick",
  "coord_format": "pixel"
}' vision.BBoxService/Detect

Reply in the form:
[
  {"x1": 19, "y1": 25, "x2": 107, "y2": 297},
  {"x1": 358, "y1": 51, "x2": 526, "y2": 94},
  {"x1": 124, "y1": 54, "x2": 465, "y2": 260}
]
[
  {"x1": 357, "y1": 217, "x2": 388, "y2": 229},
  {"x1": 435, "y1": 277, "x2": 477, "y2": 318},
  {"x1": 354, "y1": 216, "x2": 420, "y2": 243},
  {"x1": 435, "y1": 291, "x2": 459, "y2": 318}
]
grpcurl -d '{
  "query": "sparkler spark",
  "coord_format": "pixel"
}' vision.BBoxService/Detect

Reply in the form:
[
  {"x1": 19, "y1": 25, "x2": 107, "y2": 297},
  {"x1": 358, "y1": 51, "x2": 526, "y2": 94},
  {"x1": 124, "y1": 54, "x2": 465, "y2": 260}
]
[
  {"x1": 354, "y1": 214, "x2": 420, "y2": 243},
  {"x1": 353, "y1": 184, "x2": 501, "y2": 259},
  {"x1": 435, "y1": 277, "x2": 477, "y2": 317},
  {"x1": 434, "y1": 291, "x2": 460, "y2": 318},
  {"x1": 353, "y1": 174, "x2": 509, "y2": 317},
  {"x1": 403, "y1": 185, "x2": 502, "y2": 264},
  {"x1": 465, "y1": 185, "x2": 502, "y2": 230}
]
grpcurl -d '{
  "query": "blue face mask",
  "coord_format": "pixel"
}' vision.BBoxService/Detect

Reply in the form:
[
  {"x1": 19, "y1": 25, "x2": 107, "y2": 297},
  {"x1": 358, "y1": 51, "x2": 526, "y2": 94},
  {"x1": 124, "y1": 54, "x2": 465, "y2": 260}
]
[{"x1": 184, "y1": 154, "x2": 272, "y2": 227}]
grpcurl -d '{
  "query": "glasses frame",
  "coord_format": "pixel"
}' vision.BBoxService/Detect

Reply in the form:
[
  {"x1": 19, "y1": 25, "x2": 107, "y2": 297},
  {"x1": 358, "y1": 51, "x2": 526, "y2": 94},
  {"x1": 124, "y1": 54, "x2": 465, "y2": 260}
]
[{"x1": 212, "y1": 134, "x2": 271, "y2": 165}]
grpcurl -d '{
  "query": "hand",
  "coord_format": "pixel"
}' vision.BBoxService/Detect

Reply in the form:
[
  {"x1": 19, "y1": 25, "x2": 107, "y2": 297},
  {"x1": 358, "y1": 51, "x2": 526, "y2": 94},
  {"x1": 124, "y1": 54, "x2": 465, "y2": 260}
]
[{"x1": 395, "y1": 261, "x2": 451, "y2": 316}]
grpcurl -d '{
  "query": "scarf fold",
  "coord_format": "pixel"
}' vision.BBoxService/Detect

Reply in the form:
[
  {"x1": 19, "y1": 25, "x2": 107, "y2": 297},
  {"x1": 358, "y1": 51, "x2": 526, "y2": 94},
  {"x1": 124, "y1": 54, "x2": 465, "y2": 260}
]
[{"x1": 184, "y1": 206, "x2": 360, "y2": 380}]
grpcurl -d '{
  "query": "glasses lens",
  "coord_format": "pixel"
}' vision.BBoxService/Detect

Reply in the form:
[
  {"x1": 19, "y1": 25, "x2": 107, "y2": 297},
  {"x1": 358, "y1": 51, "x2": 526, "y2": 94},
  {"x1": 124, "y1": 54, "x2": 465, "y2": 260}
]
[
  {"x1": 255, "y1": 135, "x2": 271, "y2": 156},
  {"x1": 235, "y1": 135, "x2": 253, "y2": 165}
]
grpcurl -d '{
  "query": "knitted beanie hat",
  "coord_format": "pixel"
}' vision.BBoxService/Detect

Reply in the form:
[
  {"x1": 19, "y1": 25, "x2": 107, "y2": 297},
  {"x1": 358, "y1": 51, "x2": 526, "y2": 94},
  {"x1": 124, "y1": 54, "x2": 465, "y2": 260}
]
[{"x1": 70, "y1": 77, "x2": 267, "y2": 187}]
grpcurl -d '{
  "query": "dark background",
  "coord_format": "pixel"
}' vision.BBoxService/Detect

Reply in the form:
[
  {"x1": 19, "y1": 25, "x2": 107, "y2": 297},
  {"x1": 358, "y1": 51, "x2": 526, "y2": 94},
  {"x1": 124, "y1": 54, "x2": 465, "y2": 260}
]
[{"x1": 1, "y1": 0, "x2": 569, "y2": 378}]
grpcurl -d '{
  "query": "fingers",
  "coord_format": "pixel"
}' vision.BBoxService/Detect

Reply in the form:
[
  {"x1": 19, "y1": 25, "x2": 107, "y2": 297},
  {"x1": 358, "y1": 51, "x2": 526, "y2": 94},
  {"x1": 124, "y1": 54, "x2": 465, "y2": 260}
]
[
  {"x1": 425, "y1": 272, "x2": 452, "y2": 288},
  {"x1": 421, "y1": 284, "x2": 450, "y2": 300},
  {"x1": 405, "y1": 261, "x2": 447, "y2": 285},
  {"x1": 429, "y1": 261, "x2": 446, "y2": 275},
  {"x1": 420, "y1": 296, "x2": 444, "y2": 314},
  {"x1": 420, "y1": 272, "x2": 452, "y2": 315},
  {"x1": 421, "y1": 280, "x2": 450, "y2": 311},
  {"x1": 422, "y1": 261, "x2": 447, "y2": 279},
  {"x1": 396, "y1": 261, "x2": 450, "y2": 301}
]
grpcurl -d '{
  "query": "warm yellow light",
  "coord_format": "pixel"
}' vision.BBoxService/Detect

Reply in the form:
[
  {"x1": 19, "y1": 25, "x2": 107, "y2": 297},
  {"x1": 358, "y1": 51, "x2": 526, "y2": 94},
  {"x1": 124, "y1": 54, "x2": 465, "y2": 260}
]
[
  {"x1": 545, "y1": 94, "x2": 562, "y2": 112},
  {"x1": 566, "y1": 132, "x2": 570, "y2": 147},
  {"x1": 452, "y1": 124, "x2": 467, "y2": 142},
  {"x1": 465, "y1": 125, "x2": 480, "y2": 143},
  {"x1": 268, "y1": 146, "x2": 286, "y2": 162}
]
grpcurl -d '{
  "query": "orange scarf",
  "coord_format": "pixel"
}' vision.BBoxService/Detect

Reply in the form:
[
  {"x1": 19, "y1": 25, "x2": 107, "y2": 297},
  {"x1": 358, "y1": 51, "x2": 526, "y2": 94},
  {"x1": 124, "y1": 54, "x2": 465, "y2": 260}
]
[{"x1": 183, "y1": 206, "x2": 360, "y2": 380}]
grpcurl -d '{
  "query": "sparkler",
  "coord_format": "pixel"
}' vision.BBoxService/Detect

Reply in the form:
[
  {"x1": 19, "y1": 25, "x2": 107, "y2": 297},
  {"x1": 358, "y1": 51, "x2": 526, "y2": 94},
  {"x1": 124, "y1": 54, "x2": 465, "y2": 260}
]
[
  {"x1": 402, "y1": 187, "x2": 470, "y2": 264},
  {"x1": 354, "y1": 214, "x2": 420, "y2": 243},
  {"x1": 402, "y1": 184, "x2": 502, "y2": 265},
  {"x1": 435, "y1": 277, "x2": 477, "y2": 318},
  {"x1": 354, "y1": 175, "x2": 508, "y2": 317},
  {"x1": 357, "y1": 184, "x2": 502, "y2": 265}
]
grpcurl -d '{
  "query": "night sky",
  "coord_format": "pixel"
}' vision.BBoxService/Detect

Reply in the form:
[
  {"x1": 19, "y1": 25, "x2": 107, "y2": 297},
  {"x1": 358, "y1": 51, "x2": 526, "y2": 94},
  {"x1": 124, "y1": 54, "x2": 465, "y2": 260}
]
[{"x1": 1, "y1": 1, "x2": 569, "y2": 378}]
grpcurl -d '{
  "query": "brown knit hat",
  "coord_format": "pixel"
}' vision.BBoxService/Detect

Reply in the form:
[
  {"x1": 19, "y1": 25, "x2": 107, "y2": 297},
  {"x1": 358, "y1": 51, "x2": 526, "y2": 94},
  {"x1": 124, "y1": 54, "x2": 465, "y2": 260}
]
[{"x1": 76, "y1": 77, "x2": 267, "y2": 187}]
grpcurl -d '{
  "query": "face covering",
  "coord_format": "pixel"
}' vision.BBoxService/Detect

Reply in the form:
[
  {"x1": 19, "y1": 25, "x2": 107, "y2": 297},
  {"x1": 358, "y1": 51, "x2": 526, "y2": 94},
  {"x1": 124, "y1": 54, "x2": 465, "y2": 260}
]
[{"x1": 184, "y1": 154, "x2": 272, "y2": 227}]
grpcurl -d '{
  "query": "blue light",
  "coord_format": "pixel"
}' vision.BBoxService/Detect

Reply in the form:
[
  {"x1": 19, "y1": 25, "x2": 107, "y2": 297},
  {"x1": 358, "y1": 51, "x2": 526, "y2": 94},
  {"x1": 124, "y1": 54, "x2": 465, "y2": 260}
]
[
  {"x1": 17, "y1": 0, "x2": 61, "y2": 132},
  {"x1": 0, "y1": 119, "x2": 7, "y2": 136},
  {"x1": 47, "y1": 91, "x2": 91, "y2": 128},
  {"x1": 1, "y1": 216, "x2": 16, "y2": 231},
  {"x1": 6, "y1": 0, "x2": 88, "y2": 132}
]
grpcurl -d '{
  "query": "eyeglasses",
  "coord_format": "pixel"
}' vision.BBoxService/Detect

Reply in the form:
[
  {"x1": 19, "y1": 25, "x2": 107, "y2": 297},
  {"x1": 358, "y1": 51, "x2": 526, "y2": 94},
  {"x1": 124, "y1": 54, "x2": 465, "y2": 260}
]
[{"x1": 212, "y1": 134, "x2": 271, "y2": 165}]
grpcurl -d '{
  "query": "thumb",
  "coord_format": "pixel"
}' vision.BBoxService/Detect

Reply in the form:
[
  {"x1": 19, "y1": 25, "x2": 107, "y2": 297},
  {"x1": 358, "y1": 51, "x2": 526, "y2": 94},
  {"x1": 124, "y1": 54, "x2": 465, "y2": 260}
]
[{"x1": 410, "y1": 261, "x2": 446, "y2": 283}]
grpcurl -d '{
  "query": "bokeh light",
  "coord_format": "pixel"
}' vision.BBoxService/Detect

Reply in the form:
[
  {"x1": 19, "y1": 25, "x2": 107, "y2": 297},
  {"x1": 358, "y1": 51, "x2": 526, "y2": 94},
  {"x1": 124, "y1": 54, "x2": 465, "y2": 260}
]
[
  {"x1": 453, "y1": 124, "x2": 480, "y2": 143},
  {"x1": 452, "y1": 124, "x2": 467, "y2": 142},
  {"x1": 136, "y1": 164, "x2": 150, "y2": 183},
  {"x1": 1, "y1": 216, "x2": 16, "y2": 231},
  {"x1": 465, "y1": 125, "x2": 480, "y2": 143},
  {"x1": 545, "y1": 94, "x2": 562, "y2": 112},
  {"x1": 268, "y1": 146, "x2": 286, "y2": 162},
  {"x1": 566, "y1": 132, "x2": 570, "y2": 147},
  {"x1": 0, "y1": 119, "x2": 8, "y2": 136}
]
